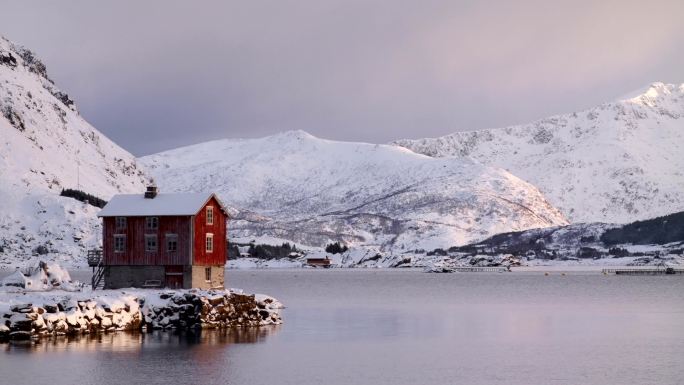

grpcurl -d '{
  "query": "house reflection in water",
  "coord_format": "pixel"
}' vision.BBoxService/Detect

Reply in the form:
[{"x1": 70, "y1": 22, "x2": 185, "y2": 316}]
[{"x1": 3, "y1": 326, "x2": 281, "y2": 354}]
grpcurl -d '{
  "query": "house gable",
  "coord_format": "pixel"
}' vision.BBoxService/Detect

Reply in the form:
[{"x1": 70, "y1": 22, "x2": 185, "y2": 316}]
[{"x1": 193, "y1": 195, "x2": 228, "y2": 266}]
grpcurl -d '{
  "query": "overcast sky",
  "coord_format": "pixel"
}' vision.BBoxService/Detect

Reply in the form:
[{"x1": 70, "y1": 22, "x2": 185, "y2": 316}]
[{"x1": 2, "y1": 0, "x2": 683, "y2": 155}]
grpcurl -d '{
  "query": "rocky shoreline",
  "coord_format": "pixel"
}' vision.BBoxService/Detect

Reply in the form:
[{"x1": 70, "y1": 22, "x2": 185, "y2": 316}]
[{"x1": 0, "y1": 289, "x2": 283, "y2": 342}]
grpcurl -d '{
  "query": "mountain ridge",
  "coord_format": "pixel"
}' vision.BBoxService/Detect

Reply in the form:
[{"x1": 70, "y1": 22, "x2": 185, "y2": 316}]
[
  {"x1": 394, "y1": 82, "x2": 684, "y2": 224},
  {"x1": 141, "y1": 130, "x2": 568, "y2": 253}
]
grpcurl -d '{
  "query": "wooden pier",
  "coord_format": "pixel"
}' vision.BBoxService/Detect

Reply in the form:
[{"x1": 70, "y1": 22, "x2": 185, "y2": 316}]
[
  {"x1": 602, "y1": 267, "x2": 684, "y2": 275},
  {"x1": 452, "y1": 266, "x2": 510, "y2": 273}
]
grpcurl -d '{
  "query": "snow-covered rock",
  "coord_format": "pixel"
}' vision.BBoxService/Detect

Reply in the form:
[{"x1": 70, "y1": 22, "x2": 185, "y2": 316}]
[
  {"x1": 142, "y1": 130, "x2": 568, "y2": 255},
  {"x1": 0, "y1": 36, "x2": 149, "y2": 267},
  {"x1": 0, "y1": 260, "x2": 81, "y2": 291},
  {"x1": 394, "y1": 82, "x2": 684, "y2": 224}
]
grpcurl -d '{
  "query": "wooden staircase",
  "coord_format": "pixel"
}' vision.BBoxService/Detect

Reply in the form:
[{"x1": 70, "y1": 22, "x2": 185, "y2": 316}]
[{"x1": 88, "y1": 249, "x2": 106, "y2": 290}]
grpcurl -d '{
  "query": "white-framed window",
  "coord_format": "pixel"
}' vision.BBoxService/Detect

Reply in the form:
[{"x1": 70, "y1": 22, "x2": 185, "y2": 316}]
[
  {"x1": 145, "y1": 234, "x2": 158, "y2": 252},
  {"x1": 166, "y1": 233, "x2": 178, "y2": 252},
  {"x1": 205, "y1": 233, "x2": 214, "y2": 253},
  {"x1": 114, "y1": 234, "x2": 126, "y2": 253},
  {"x1": 146, "y1": 216, "x2": 158, "y2": 230},
  {"x1": 206, "y1": 206, "x2": 214, "y2": 225},
  {"x1": 115, "y1": 216, "x2": 127, "y2": 229},
  {"x1": 205, "y1": 267, "x2": 211, "y2": 282}
]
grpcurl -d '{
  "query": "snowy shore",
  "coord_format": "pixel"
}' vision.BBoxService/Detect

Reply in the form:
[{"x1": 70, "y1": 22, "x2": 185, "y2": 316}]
[
  {"x1": 0, "y1": 262, "x2": 283, "y2": 342},
  {"x1": 0, "y1": 288, "x2": 283, "y2": 342}
]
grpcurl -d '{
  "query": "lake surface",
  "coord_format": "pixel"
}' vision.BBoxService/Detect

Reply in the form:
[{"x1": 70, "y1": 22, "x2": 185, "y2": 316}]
[{"x1": 2, "y1": 269, "x2": 684, "y2": 385}]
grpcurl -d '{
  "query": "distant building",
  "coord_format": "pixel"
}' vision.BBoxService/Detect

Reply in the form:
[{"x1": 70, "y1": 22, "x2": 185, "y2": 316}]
[
  {"x1": 306, "y1": 256, "x2": 331, "y2": 268},
  {"x1": 97, "y1": 186, "x2": 229, "y2": 289}
]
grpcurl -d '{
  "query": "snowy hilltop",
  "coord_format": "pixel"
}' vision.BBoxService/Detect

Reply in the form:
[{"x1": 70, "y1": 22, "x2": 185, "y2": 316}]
[
  {"x1": 394, "y1": 82, "x2": 684, "y2": 224},
  {"x1": 0, "y1": 36, "x2": 148, "y2": 267},
  {"x1": 141, "y1": 130, "x2": 567, "y2": 254}
]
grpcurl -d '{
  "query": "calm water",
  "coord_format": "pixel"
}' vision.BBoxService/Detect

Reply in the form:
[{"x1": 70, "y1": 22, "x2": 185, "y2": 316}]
[{"x1": 2, "y1": 269, "x2": 684, "y2": 385}]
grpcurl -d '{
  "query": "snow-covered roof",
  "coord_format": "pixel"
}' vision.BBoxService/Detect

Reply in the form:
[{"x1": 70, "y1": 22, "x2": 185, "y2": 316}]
[{"x1": 97, "y1": 192, "x2": 227, "y2": 217}]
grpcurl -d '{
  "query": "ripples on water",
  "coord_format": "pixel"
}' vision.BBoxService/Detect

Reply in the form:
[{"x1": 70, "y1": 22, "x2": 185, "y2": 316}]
[{"x1": 2, "y1": 269, "x2": 684, "y2": 385}]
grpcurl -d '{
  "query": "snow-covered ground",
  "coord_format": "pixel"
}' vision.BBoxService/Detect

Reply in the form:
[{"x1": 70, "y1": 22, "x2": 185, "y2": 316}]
[
  {"x1": 228, "y1": 239, "x2": 684, "y2": 269},
  {"x1": 0, "y1": 260, "x2": 82, "y2": 291},
  {"x1": 228, "y1": 258, "x2": 304, "y2": 269},
  {"x1": 423, "y1": 251, "x2": 684, "y2": 271},
  {"x1": 395, "y1": 82, "x2": 684, "y2": 224}
]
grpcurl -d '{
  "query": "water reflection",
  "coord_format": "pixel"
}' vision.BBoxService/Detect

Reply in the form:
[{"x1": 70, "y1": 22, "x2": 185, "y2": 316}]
[{"x1": 3, "y1": 326, "x2": 281, "y2": 353}]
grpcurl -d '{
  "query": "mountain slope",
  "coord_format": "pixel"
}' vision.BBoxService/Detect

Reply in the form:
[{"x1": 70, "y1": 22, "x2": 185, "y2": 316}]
[
  {"x1": 443, "y1": 210, "x2": 684, "y2": 267},
  {"x1": 141, "y1": 131, "x2": 568, "y2": 253},
  {"x1": 0, "y1": 36, "x2": 148, "y2": 266},
  {"x1": 394, "y1": 82, "x2": 684, "y2": 224}
]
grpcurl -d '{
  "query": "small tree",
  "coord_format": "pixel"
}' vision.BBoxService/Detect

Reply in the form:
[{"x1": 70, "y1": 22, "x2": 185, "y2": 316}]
[
  {"x1": 60, "y1": 188, "x2": 107, "y2": 208},
  {"x1": 228, "y1": 244, "x2": 241, "y2": 259},
  {"x1": 325, "y1": 242, "x2": 348, "y2": 254}
]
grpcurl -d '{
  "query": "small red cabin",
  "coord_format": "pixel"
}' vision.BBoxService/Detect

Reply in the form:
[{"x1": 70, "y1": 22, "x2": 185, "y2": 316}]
[{"x1": 97, "y1": 186, "x2": 229, "y2": 289}]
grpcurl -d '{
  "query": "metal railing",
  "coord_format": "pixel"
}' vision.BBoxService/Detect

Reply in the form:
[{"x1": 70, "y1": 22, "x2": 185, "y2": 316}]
[
  {"x1": 602, "y1": 267, "x2": 684, "y2": 275},
  {"x1": 87, "y1": 248, "x2": 103, "y2": 267}
]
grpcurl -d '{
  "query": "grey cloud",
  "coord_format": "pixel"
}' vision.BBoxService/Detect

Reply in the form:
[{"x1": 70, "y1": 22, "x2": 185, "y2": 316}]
[{"x1": 1, "y1": 0, "x2": 683, "y2": 155}]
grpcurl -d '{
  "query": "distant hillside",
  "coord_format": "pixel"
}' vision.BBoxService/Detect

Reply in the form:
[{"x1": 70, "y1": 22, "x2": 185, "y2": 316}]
[
  {"x1": 395, "y1": 83, "x2": 684, "y2": 224},
  {"x1": 601, "y1": 211, "x2": 684, "y2": 246},
  {"x1": 447, "y1": 211, "x2": 684, "y2": 265},
  {"x1": 141, "y1": 130, "x2": 568, "y2": 256}
]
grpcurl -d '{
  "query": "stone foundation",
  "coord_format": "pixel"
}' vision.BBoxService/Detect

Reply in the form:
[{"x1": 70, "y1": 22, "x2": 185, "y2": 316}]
[
  {"x1": 103, "y1": 265, "x2": 225, "y2": 290},
  {"x1": 104, "y1": 266, "x2": 165, "y2": 289}
]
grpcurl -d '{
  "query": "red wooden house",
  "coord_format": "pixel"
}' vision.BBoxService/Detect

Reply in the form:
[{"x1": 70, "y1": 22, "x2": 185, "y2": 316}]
[{"x1": 97, "y1": 186, "x2": 229, "y2": 289}]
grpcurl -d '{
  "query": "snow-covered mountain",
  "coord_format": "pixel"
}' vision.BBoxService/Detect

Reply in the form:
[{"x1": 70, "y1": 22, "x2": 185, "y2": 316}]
[
  {"x1": 141, "y1": 130, "x2": 568, "y2": 254},
  {"x1": 394, "y1": 82, "x2": 684, "y2": 224},
  {"x1": 0, "y1": 36, "x2": 148, "y2": 266}
]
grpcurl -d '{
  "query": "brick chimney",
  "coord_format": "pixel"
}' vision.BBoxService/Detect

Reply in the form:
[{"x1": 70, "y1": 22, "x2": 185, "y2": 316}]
[{"x1": 144, "y1": 185, "x2": 158, "y2": 199}]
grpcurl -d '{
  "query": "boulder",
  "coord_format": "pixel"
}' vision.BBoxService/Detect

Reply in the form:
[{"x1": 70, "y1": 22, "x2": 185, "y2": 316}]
[{"x1": 10, "y1": 303, "x2": 32, "y2": 313}]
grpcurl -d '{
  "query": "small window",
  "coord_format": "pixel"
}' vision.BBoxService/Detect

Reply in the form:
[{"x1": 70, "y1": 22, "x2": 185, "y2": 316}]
[
  {"x1": 145, "y1": 234, "x2": 158, "y2": 252},
  {"x1": 205, "y1": 233, "x2": 214, "y2": 253},
  {"x1": 166, "y1": 234, "x2": 178, "y2": 252},
  {"x1": 114, "y1": 234, "x2": 126, "y2": 253},
  {"x1": 206, "y1": 206, "x2": 214, "y2": 225},
  {"x1": 115, "y1": 217, "x2": 127, "y2": 229},
  {"x1": 146, "y1": 217, "x2": 158, "y2": 230},
  {"x1": 205, "y1": 267, "x2": 211, "y2": 282}
]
